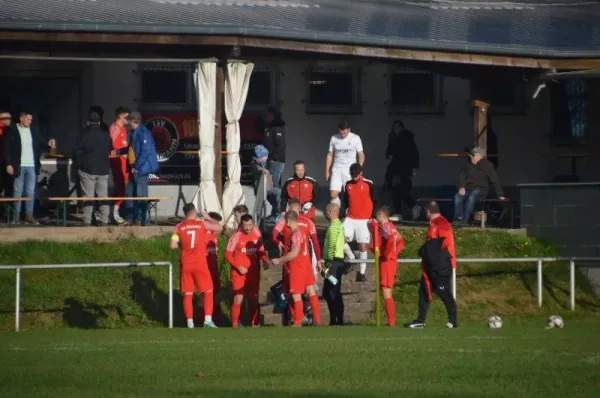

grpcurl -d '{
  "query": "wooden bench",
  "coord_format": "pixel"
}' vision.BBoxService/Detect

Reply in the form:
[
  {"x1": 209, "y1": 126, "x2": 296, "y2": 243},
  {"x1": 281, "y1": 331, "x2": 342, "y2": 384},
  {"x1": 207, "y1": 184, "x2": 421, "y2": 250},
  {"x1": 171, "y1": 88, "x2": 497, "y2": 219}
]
[
  {"x1": 416, "y1": 197, "x2": 517, "y2": 228},
  {"x1": 0, "y1": 198, "x2": 33, "y2": 227},
  {"x1": 48, "y1": 196, "x2": 171, "y2": 226}
]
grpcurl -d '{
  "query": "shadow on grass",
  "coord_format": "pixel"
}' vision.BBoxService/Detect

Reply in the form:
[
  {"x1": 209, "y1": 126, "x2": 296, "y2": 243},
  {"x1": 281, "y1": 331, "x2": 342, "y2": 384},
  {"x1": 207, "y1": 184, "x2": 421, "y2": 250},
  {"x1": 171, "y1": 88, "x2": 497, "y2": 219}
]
[
  {"x1": 63, "y1": 298, "x2": 126, "y2": 329},
  {"x1": 130, "y1": 271, "x2": 185, "y2": 327}
]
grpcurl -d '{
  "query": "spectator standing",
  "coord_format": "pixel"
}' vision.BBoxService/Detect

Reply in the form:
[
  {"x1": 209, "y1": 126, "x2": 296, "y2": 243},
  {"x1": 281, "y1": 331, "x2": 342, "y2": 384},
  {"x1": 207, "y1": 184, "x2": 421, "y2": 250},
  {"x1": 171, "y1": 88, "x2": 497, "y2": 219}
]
[
  {"x1": 3, "y1": 111, "x2": 55, "y2": 225},
  {"x1": 73, "y1": 111, "x2": 112, "y2": 226},
  {"x1": 454, "y1": 147, "x2": 505, "y2": 225},
  {"x1": 0, "y1": 111, "x2": 12, "y2": 200},
  {"x1": 407, "y1": 202, "x2": 457, "y2": 328},
  {"x1": 124, "y1": 111, "x2": 159, "y2": 226},
  {"x1": 88, "y1": 105, "x2": 109, "y2": 133},
  {"x1": 384, "y1": 120, "x2": 421, "y2": 221},
  {"x1": 282, "y1": 160, "x2": 320, "y2": 220},
  {"x1": 109, "y1": 106, "x2": 130, "y2": 224},
  {"x1": 250, "y1": 144, "x2": 281, "y2": 220},
  {"x1": 263, "y1": 106, "x2": 286, "y2": 189},
  {"x1": 325, "y1": 121, "x2": 365, "y2": 205}
]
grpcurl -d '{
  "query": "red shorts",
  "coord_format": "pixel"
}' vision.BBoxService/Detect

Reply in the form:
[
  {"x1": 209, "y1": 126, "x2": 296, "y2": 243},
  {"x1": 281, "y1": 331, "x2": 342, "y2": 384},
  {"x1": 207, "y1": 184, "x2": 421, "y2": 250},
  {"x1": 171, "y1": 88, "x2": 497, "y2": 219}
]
[
  {"x1": 283, "y1": 263, "x2": 312, "y2": 294},
  {"x1": 180, "y1": 266, "x2": 213, "y2": 294},
  {"x1": 230, "y1": 266, "x2": 260, "y2": 299},
  {"x1": 380, "y1": 260, "x2": 398, "y2": 289}
]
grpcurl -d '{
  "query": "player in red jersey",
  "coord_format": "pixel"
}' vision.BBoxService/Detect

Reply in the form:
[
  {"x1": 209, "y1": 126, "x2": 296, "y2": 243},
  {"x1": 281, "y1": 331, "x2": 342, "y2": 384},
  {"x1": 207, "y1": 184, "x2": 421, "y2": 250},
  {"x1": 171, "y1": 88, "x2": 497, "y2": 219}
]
[
  {"x1": 225, "y1": 214, "x2": 269, "y2": 328},
  {"x1": 271, "y1": 211, "x2": 317, "y2": 327},
  {"x1": 373, "y1": 206, "x2": 405, "y2": 326},
  {"x1": 109, "y1": 106, "x2": 130, "y2": 224},
  {"x1": 272, "y1": 198, "x2": 321, "y2": 325},
  {"x1": 203, "y1": 211, "x2": 223, "y2": 325},
  {"x1": 407, "y1": 201, "x2": 458, "y2": 329},
  {"x1": 170, "y1": 203, "x2": 223, "y2": 329}
]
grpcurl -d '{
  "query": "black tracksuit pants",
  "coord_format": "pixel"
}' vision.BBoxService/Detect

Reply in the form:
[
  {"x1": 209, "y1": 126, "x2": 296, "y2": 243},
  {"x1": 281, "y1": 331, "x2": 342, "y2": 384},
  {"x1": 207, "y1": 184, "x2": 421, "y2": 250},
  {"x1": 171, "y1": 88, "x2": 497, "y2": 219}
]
[
  {"x1": 391, "y1": 176, "x2": 415, "y2": 215},
  {"x1": 417, "y1": 271, "x2": 457, "y2": 326},
  {"x1": 323, "y1": 259, "x2": 347, "y2": 326}
]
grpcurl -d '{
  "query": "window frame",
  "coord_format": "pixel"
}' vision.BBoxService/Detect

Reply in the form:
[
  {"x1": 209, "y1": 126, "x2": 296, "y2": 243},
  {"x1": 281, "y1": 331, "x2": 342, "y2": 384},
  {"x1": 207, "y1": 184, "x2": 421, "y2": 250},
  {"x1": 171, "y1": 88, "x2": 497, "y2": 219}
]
[
  {"x1": 137, "y1": 63, "x2": 194, "y2": 111},
  {"x1": 387, "y1": 66, "x2": 444, "y2": 115},
  {"x1": 304, "y1": 62, "x2": 362, "y2": 115},
  {"x1": 244, "y1": 64, "x2": 280, "y2": 112},
  {"x1": 550, "y1": 78, "x2": 588, "y2": 148}
]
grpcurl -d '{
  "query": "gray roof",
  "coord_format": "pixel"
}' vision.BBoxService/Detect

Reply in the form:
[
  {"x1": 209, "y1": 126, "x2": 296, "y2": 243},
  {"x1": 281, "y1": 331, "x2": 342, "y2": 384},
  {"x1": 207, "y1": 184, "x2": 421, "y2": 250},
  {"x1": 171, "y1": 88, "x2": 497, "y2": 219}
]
[{"x1": 1, "y1": 0, "x2": 599, "y2": 58}]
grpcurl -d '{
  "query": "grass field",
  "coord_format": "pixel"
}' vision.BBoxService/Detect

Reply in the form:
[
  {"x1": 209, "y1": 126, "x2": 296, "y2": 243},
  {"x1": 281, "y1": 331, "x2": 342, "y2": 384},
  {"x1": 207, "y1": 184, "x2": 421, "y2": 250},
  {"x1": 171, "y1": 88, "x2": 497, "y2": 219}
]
[
  {"x1": 1, "y1": 322, "x2": 600, "y2": 397},
  {"x1": 1, "y1": 228, "x2": 600, "y2": 329}
]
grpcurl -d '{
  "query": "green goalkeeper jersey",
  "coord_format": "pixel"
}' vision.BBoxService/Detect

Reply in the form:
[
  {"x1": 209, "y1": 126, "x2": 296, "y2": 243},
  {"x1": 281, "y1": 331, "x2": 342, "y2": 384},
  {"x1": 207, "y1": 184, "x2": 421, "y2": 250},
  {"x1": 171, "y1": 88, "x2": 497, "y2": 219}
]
[{"x1": 324, "y1": 219, "x2": 345, "y2": 260}]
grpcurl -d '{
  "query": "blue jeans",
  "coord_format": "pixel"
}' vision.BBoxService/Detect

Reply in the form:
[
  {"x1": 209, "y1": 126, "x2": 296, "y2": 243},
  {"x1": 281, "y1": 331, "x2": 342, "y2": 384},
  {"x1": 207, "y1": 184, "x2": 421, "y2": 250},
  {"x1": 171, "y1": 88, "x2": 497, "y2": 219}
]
[
  {"x1": 267, "y1": 187, "x2": 281, "y2": 217},
  {"x1": 454, "y1": 189, "x2": 484, "y2": 222},
  {"x1": 13, "y1": 166, "x2": 36, "y2": 215},
  {"x1": 125, "y1": 173, "x2": 149, "y2": 225},
  {"x1": 268, "y1": 161, "x2": 285, "y2": 189}
]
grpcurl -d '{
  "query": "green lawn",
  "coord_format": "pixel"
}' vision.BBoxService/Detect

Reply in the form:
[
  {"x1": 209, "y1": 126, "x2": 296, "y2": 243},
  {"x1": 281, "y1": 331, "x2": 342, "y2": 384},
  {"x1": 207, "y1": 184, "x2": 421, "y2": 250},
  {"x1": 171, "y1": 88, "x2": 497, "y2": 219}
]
[{"x1": 1, "y1": 323, "x2": 599, "y2": 397}]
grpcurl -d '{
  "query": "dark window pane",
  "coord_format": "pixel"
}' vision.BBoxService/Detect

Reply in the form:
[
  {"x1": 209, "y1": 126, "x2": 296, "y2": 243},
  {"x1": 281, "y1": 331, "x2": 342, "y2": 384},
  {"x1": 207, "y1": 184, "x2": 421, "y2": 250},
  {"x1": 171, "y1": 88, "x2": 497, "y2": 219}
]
[
  {"x1": 484, "y1": 81, "x2": 515, "y2": 107},
  {"x1": 142, "y1": 70, "x2": 187, "y2": 104},
  {"x1": 246, "y1": 71, "x2": 272, "y2": 106},
  {"x1": 391, "y1": 73, "x2": 435, "y2": 106},
  {"x1": 565, "y1": 79, "x2": 587, "y2": 145},
  {"x1": 308, "y1": 72, "x2": 354, "y2": 106}
]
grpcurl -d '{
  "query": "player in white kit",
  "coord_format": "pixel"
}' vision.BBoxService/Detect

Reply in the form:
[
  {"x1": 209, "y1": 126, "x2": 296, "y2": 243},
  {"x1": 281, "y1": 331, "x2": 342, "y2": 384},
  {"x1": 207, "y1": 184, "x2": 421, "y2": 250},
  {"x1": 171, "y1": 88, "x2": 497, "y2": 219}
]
[{"x1": 325, "y1": 121, "x2": 365, "y2": 205}]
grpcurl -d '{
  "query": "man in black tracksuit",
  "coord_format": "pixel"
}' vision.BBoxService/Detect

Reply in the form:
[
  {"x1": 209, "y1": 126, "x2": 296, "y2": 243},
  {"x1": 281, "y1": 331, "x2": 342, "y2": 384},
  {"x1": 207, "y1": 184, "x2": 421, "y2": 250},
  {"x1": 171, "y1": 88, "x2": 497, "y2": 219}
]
[{"x1": 263, "y1": 106, "x2": 286, "y2": 191}]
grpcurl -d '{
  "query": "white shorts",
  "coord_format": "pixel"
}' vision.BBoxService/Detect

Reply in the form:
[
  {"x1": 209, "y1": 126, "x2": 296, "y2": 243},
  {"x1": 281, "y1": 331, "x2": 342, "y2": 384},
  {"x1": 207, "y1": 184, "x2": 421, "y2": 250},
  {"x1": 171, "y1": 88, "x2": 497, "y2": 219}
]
[
  {"x1": 343, "y1": 217, "x2": 371, "y2": 244},
  {"x1": 329, "y1": 167, "x2": 351, "y2": 192}
]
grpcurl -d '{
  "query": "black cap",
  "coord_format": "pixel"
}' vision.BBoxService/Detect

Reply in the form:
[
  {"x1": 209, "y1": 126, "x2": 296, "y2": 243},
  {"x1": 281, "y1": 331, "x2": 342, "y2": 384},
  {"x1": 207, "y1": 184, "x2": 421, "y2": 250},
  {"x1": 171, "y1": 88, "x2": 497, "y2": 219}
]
[{"x1": 88, "y1": 111, "x2": 101, "y2": 123}]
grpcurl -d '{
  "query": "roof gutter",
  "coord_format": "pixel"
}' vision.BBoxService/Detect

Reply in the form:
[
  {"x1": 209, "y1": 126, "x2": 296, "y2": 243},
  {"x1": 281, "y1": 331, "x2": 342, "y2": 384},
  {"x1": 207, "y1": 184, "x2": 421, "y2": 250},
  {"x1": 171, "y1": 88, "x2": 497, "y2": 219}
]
[{"x1": 1, "y1": 21, "x2": 600, "y2": 60}]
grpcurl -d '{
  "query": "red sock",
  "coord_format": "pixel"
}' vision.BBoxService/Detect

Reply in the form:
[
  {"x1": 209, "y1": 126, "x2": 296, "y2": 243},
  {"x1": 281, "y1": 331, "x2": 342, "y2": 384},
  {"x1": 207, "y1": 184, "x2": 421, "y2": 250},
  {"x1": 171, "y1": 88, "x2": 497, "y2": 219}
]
[
  {"x1": 385, "y1": 297, "x2": 395, "y2": 327},
  {"x1": 183, "y1": 295, "x2": 193, "y2": 320},
  {"x1": 288, "y1": 300, "x2": 295, "y2": 321},
  {"x1": 308, "y1": 295, "x2": 321, "y2": 325},
  {"x1": 203, "y1": 292, "x2": 213, "y2": 318},
  {"x1": 231, "y1": 303, "x2": 241, "y2": 328},
  {"x1": 248, "y1": 300, "x2": 260, "y2": 327},
  {"x1": 293, "y1": 300, "x2": 304, "y2": 326}
]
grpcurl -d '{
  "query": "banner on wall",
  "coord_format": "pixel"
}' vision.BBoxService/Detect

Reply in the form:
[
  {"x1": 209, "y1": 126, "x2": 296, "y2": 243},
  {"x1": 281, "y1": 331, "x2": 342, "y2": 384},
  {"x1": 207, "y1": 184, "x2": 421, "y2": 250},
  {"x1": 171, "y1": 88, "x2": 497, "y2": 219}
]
[{"x1": 142, "y1": 112, "x2": 264, "y2": 185}]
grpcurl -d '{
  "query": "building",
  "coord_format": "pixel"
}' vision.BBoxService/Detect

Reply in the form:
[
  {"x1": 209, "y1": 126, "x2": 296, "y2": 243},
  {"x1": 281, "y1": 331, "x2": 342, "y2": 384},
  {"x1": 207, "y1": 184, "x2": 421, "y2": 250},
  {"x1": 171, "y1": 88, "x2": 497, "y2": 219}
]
[{"x1": 1, "y1": 0, "x2": 599, "y2": 224}]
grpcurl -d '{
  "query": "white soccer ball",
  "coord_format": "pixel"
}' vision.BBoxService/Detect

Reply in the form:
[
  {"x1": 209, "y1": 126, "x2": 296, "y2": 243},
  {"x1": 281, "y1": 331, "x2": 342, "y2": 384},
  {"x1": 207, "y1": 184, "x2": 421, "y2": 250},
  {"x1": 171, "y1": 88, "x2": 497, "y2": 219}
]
[
  {"x1": 487, "y1": 315, "x2": 503, "y2": 329},
  {"x1": 547, "y1": 315, "x2": 564, "y2": 329}
]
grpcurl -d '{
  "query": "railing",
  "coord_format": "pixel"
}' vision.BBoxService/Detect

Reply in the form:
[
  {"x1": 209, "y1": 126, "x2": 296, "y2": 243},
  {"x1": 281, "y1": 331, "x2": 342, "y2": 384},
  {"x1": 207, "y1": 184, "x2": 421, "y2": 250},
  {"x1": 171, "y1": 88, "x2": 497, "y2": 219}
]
[
  {"x1": 253, "y1": 172, "x2": 268, "y2": 228},
  {"x1": 0, "y1": 262, "x2": 173, "y2": 332},
  {"x1": 345, "y1": 256, "x2": 600, "y2": 326}
]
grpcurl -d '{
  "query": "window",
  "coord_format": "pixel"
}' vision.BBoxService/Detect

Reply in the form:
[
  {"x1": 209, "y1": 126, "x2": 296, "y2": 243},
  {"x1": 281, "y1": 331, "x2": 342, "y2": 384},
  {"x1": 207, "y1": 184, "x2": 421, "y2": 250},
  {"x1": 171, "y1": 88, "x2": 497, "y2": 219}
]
[
  {"x1": 305, "y1": 63, "x2": 361, "y2": 114},
  {"x1": 388, "y1": 67, "x2": 443, "y2": 114},
  {"x1": 245, "y1": 66, "x2": 279, "y2": 111},
  {"x1": 470, "y1": 79, "x2": 526, "y2": 115},
  {"x1": 551, "y1": 79, "x2": 588, "y2": 147},
  {"x1": 139, "y1": 64, "x2": 194, "y2": 110}
]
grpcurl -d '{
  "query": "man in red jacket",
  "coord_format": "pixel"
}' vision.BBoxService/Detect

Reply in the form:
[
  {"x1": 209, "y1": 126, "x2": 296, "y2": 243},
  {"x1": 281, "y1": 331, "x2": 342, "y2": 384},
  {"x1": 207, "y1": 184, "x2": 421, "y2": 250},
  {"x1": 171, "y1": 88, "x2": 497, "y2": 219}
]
[
  {"x1": 282, "y1": 160, "x2": 320, "y2": 220},
  {"x1": 109, "y1": 106, "x2": 130, "y2": 224},
  {"x1": 407, "y1": 201, "x2": 457, "y2": 329}
]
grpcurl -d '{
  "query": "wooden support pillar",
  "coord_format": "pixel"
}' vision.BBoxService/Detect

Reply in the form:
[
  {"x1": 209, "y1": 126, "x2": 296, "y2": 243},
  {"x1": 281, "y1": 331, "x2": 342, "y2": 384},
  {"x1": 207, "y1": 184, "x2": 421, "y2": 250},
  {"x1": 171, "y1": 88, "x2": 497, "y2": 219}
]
[
  {"x1": 215, "y1": 63, "x2": 224, "y2": 203},
  {"x1": 472, "y1": 100, "x2": 489, "y2": 151}
]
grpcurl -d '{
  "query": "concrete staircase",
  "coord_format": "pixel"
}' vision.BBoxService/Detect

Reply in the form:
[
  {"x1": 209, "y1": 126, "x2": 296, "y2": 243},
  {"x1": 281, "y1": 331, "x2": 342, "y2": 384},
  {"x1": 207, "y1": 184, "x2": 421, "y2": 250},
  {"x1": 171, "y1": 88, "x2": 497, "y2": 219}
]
[{"x1": 259, "y1": 251, "x2": 376, "y2": 326}]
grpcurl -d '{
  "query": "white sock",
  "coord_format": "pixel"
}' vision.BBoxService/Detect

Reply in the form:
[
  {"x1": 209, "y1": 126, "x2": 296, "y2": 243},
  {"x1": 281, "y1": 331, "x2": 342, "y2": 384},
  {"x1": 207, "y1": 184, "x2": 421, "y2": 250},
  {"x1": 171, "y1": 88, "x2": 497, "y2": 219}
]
[
  {"x1": 359, "y1": 251, "x2": 368, "y2": 275},
  {"x1": 204, "y1": 315, "x2": 212, "y2": 322},
  {"x1": 344, "y1": 243, "x2": 355, "y2": 259}
]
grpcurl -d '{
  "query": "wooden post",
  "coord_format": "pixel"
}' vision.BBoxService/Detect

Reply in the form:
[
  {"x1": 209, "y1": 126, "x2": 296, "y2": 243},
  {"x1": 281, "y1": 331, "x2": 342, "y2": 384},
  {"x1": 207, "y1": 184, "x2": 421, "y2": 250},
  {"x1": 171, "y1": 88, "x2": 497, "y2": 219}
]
[
  {"x1": 472, "y1": 100, "x2": 489, "y2": 151},
  {"x1": 215, "y1": 63, "x2": 224, "y2": 203}
]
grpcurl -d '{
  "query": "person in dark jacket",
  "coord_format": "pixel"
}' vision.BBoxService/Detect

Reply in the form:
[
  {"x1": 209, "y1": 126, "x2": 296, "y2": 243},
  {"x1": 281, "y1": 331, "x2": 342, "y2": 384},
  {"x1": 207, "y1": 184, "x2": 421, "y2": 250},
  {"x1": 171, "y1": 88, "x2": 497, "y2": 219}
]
[
  {"x1": 88, "y1": 105, "x2": 109, "y2": 133},
  {"x1": 0, "y1": 110, "x2": 12, "y2": 201},
  {"x1": 454, "y1": 147, "x2": 505, "y2": 225},
  {"x1": 124, "y1": 111, "x2": 159, "y2": 226},
  {"x1": 3, "y1": 111, "x2": 55, "y2": 225},
  {"x1": 263, "y1": 106, "x2": 286, "y2": 191},
  {"x1": 74, "y1": 111, "x2": 113, "y2": 226},
  {"x1": 384, "y1": 120, "x2": 420, "y2": 221}
]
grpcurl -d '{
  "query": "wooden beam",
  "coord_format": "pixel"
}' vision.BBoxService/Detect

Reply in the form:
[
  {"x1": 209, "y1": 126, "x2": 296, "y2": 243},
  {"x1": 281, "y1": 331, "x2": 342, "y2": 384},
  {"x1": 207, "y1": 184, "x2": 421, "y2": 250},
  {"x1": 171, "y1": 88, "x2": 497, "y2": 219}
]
[
  {"x1": 473, "y1": 100, "x2": 489, "y2": 151},
  {"x1": 1, "y1": 30, "x2": 599, "y2": 69},
  {"x1": 215, "y1": 64, "x2": 224, "y2": 204}
]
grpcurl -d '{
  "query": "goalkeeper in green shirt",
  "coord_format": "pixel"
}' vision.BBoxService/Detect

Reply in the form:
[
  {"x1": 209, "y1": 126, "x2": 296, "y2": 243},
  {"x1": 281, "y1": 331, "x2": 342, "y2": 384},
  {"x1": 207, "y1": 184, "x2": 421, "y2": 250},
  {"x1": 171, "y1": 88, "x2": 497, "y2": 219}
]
[{"x1": 322, "y1": 202, "x2": 351, "y2": 325}]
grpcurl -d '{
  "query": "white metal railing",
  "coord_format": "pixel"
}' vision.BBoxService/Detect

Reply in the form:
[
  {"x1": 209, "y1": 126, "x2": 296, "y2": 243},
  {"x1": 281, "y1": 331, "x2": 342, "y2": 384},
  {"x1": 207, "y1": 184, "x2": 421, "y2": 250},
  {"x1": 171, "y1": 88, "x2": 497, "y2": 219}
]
[
  {"x1": 345, "y1": 257, "x2": 600, "y2": 312},
  {"x1": 0, "y1": 262, "x2": 173, "y2": 332},
  {"x1": 253, "y1": 172, "x2": 268, "y2": 228}
]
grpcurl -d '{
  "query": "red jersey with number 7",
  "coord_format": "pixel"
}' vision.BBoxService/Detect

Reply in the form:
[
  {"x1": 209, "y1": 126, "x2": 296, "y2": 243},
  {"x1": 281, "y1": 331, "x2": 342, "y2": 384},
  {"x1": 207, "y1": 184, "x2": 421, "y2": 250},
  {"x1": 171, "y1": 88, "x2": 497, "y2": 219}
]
[{"x1": 174, "y1": 219, "x2": 209, "y2": 268}]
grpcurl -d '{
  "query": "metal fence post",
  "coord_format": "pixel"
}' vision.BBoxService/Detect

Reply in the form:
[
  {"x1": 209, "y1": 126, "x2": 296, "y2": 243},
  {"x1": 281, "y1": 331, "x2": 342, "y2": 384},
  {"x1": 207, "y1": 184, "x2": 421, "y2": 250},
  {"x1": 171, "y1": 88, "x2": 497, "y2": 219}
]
[
  {"x1": 15, "y1": 267, "x2": 21, "y2": 332},
  {"x1": 168, "y1": 262, "x2": 173, "y2": 329},
  {"x1": 374, "y1": 247, "x2": 381, "y2": 328},
  {"x1": 451, "y1": 268, "x2": 457, "y2": 300},
  {"x1": 569, "y1": 260, "x2": 575, "y2": 311},
  {"x1": 537, "y1": 260, "x2": 543, "y2": 308}
]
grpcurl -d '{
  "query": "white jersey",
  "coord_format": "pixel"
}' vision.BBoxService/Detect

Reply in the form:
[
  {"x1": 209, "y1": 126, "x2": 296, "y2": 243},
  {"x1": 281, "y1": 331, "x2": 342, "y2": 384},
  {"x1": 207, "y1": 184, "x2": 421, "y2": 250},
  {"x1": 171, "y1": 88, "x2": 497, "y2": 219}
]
[{"x1": 328, "y1": 132, "x2": 363, "y2": 169}]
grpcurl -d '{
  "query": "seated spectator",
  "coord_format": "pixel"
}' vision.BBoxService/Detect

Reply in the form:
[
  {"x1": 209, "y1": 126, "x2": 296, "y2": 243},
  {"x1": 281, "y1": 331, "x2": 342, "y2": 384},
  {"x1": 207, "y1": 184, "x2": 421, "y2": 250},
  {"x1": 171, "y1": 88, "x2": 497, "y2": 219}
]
[
  {"x1": 124, "y1": 111, "x2": 159, "y2": 226},
  {"x1": 250, "y1": 144, "x2": 280, "y2": 220},
  {"x1": 74, "y1": 111, "x2": 112, "y2": 226},
  {"x1": 454, "y1": 147, "x2": 505, "y2": 225}
]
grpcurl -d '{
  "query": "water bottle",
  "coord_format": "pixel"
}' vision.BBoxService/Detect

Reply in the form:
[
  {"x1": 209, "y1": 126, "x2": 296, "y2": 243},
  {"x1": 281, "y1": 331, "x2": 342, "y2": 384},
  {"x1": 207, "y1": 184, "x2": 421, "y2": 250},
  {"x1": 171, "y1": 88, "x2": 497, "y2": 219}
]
[{"x1": 326, "y1": 274, "x2": 338, "y2": 286}]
